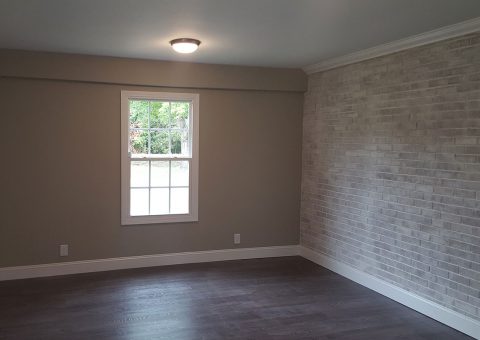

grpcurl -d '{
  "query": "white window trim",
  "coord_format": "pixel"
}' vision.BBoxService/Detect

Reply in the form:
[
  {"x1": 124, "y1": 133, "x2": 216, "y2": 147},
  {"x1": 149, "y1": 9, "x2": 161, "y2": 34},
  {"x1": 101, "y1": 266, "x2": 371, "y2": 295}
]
[{"x1": 121, "y1": 90, "x2": 199, "y2": 225}]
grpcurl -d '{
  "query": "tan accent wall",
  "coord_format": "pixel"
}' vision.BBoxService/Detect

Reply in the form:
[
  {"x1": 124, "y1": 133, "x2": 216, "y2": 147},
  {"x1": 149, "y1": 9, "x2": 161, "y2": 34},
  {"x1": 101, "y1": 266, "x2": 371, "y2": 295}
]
[
  {"x1": 0, "y1": 51, "x2": 305, "y2": 267},
  {"x1": 0, "y1": 49, "x2": 307, "y2": 92}
]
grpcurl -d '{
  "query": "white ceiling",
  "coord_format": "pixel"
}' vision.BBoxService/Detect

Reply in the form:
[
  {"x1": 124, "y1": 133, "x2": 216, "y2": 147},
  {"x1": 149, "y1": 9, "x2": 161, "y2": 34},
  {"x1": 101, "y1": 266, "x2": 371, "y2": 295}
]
[{"x1": 0, "y1": 0, "x2": 479, "y2": 68}]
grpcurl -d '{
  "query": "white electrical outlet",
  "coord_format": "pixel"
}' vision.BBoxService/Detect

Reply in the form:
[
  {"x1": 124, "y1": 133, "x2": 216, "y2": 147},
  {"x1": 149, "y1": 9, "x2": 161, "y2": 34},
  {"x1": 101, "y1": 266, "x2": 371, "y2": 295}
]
[
  {"x1": 60, "y1": 244, "x2": 69, "y2": 257},
  {"x1": 234, "y1": 233, "x2": 241, "y2": 244}
]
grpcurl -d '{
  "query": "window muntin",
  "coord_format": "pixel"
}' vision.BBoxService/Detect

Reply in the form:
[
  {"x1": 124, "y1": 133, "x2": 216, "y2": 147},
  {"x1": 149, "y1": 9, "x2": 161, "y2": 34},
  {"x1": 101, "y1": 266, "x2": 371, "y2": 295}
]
[
  {"x1": 129, "y1": 160, "x2": 190, "y2": 216},
  {"x1": 129, "y1": 100, "x2": 191, "y2": 157},
  {"x1": 121, "y1": 91, "x2": 198, "y2": 225}
]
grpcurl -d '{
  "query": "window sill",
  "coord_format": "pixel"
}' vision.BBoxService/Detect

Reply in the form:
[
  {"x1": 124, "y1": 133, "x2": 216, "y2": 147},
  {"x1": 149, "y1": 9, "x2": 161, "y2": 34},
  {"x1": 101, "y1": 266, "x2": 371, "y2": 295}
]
[{"x1": 121, "y1": 213, "x2": 198, "y2": 225}]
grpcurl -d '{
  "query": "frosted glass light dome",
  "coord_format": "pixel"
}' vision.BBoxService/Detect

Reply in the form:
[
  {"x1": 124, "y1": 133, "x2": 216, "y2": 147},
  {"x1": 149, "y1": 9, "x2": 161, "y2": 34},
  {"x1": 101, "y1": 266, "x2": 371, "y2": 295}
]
[{"x1": 170, "y1": 38, "x2": 201, "y2": 54}]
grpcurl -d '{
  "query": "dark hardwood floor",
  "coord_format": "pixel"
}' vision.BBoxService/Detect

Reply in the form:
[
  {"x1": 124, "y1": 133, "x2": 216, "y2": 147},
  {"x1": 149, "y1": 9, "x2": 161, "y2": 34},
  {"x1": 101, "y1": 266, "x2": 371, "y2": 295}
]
[{"x1": 0, "y1": 257, "x2": 472, "y2": 340}]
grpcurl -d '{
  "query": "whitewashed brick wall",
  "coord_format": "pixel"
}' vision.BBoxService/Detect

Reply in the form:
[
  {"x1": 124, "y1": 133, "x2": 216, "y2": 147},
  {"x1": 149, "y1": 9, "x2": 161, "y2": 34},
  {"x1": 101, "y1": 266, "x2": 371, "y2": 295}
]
[{"x1": 301, "y1": 33, "x2": 480, "y2": 321}]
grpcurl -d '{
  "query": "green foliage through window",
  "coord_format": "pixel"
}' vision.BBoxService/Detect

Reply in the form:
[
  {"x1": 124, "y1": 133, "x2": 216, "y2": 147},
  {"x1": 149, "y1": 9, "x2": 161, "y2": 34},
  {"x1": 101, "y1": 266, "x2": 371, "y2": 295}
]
[{"x1": 129, "y1": 100, "x2": 190, "y2": 155}]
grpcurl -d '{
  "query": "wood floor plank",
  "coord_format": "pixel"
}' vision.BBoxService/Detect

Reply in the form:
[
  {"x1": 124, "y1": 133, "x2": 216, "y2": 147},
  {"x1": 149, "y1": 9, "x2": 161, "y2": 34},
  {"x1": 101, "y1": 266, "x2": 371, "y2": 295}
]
[{"x1": 0, "y1": 257, "x2": 472, "y2": 339}]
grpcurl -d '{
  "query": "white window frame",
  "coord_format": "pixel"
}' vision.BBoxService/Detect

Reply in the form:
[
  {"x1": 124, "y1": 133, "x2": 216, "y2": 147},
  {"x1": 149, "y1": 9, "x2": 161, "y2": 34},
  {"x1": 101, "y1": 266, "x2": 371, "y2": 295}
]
[{"x1": 121, "y1": 91, "x2": 199, "y2": 225}]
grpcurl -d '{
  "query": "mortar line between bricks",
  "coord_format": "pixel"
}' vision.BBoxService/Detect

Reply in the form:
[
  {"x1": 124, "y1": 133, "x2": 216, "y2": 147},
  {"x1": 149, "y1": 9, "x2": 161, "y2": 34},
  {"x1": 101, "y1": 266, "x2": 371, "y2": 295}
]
[
  {"x1": 306, "y1": 183, "x2": 478, "y2": 237},
  {"x1": 312, "y1": 164, "x2": 480, "y2": 189},
  {"x1": 307, "y1": 196, "x2": 480, "y2": 260},
  {"x1": 311, "y1": 148, "x2": 480, "y2": 159},
  {"x1": 308, "y1": 176, "x2": 480, "y2": 225},
  {"x1": 308, "y1": 168, "x2": 480, "y2": 214},
  {"x1": 302, "y1": 208, "x2": 477, "y2": 282},
  {"x1": 304, "y1": 213, "x2": 454, "y2": 276},
  {"x1": 308, "y1": 81, "x2": 476, "y2": 101},
  {"x1": 303, "y1": 200, "x2": 480, "y2": 271},
  {"x1": 313, "y1": 148, "x2": 480, "y2": 158},
  {"x1": 314, "y1": 163, "x2": 480, "y2": 197},
  {"x1": 307, "y1": 146, "x2": 480, "y2": 156},
  {"x1": 307, "y1": 185, "x2": 480, "y2": 238},
  {"x1": 305, "y1": 176, "x2": 480, "y2": 223},
  {"x1": 307, "y1": 188, "x2": 480, "y2": 248}
]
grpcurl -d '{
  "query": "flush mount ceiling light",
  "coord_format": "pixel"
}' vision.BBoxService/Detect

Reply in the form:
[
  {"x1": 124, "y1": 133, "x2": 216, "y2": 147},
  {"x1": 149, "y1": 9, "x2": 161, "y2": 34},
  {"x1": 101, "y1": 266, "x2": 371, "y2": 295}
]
[{"x1": 170, "y1": 38, "x2": 201, "y2": 54}]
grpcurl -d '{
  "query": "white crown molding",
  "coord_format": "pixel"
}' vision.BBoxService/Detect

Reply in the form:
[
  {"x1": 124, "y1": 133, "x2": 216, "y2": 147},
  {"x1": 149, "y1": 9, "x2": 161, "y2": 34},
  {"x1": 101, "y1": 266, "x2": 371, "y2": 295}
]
[
  {"x1": 300, "y1": 246, "x2": 480, "y2": 339},
  {"x1": 0, "y1": 245, "x2": 300, "y2": 281},
  {"x1": 303, "y1": 17, "x2": 480, "y2": 75}
]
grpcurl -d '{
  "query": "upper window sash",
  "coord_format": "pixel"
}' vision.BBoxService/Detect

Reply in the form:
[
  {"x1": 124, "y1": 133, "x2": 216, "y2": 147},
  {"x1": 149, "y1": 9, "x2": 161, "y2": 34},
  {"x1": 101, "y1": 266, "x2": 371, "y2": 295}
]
[{"x1": 128, "y1": 98, "x2": 192, "y2": 158}]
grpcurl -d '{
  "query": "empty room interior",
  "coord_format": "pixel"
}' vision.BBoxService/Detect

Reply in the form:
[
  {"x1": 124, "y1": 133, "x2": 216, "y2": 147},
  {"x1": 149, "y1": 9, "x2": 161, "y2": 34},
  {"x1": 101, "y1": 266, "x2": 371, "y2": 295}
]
[{"x1": 1, "y1": 0, "x2": 480, "y2": 339}]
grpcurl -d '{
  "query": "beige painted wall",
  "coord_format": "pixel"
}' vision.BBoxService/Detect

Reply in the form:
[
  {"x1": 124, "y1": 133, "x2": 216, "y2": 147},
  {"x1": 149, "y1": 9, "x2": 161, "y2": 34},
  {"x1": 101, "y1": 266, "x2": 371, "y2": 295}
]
[
  {"x1": 0, "y1": 50, "x2": 306, "y2": 92},
  {"x1": 0, "y1": 52, "x2": 304, "y2": 267}
]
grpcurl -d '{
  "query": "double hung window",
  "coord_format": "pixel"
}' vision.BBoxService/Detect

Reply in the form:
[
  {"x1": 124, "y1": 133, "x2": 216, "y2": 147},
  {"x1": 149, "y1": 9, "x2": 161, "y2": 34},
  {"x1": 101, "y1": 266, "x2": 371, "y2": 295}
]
[{"x1": 121, "y1": 91, "x2": 199, "y2": 224}]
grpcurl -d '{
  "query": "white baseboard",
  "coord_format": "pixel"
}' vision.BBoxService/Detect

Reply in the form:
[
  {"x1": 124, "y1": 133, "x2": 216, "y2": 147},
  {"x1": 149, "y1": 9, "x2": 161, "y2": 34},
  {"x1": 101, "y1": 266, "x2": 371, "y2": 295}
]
[
  {"x1": 300, "y1": 246, "x2": 480, "y2": 339},
  {"x1": 0, "y1": 245, "x2": 300, "y2": 281},
  {"x1": 1, "y1": 244, "x2": 478, "y2": 338}
]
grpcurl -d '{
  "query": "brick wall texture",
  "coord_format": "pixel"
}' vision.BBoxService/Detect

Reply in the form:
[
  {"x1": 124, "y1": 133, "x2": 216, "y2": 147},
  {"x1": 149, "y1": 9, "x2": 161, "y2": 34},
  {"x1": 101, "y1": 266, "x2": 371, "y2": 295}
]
[{"x1": 301, "y1": 33, "x2": 480, "y2": 321}]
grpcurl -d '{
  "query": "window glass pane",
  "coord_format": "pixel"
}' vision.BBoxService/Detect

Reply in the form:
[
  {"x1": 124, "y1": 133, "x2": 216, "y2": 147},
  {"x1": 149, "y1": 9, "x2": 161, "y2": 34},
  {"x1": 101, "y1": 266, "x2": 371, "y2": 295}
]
[
  {"x1": 129, "y1": 129, "x2": 149, "y2": 154},
  {"x1": 130, "y1": 161, "x2": 149, "y2": 187},
  {"x1": 171, "y1": 188, "x2": 189, "y2": 214},
  {"x1": 151, "y1": 161, "x2": 169, "y2": 187},
  {"x1": 130, "y1": 188, "x2": 149, "y2": 216},
  {"x1": 170, "y1": 130, "x2": 189, "y2": 155},
  {"x1": 150, "y1": 101, "x2": 170, "y2": 128},
  {"x1": 151, "y1": 130, "x2": 170, "y2": 154},
  {"x1": 170, "y1": 102, "x2": 190, "y2": 129},
  {"x1": 171, "y1": 161, "x2": 189, "y2": 187},
  {"x1": 129, "y1": 100, "x2": 149, "y2": 129},
  {"x1": 150, "y1": 188, "x2": 169, "y2": 215}
]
